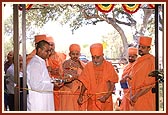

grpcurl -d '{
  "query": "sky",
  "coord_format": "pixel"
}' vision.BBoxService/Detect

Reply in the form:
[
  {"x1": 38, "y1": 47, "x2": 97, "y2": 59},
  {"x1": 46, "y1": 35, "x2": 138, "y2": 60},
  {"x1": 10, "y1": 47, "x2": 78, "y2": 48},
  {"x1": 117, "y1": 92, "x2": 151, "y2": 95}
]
[{"x1": 42, "y1": 21, "x2": 119, "y2": 53}]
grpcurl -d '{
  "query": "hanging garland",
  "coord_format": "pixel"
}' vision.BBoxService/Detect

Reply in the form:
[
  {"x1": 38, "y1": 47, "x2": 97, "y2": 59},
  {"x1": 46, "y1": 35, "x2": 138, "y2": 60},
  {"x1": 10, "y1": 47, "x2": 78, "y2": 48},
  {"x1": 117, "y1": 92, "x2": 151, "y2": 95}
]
[
  {"x1": 95, "y1": 4, "x2": 115, "y2": 13},
  {"x1": 122, "y1": 4, "x2": 141, "y2": 14},
  {"x1": 18, "y1": 4, "x2": 33, "y2": 11}
]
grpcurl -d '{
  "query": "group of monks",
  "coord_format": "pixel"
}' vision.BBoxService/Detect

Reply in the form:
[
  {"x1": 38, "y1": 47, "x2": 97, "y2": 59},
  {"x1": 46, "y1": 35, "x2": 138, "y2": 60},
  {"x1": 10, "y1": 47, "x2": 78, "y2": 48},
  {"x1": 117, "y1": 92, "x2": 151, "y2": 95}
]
[
  {"x1": 119, "y1": 36, "x2": 156, "y2": 111},
  {"x1": 25, "y1": 34, "x2": 156, "y2": 111}
]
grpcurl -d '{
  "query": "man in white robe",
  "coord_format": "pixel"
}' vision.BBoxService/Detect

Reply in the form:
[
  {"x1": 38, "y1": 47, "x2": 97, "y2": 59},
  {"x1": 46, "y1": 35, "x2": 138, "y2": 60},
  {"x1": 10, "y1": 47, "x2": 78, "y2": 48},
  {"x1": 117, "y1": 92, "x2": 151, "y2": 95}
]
[{"x1": 27, "y1": 39, "x2": 56, "y2": 111}]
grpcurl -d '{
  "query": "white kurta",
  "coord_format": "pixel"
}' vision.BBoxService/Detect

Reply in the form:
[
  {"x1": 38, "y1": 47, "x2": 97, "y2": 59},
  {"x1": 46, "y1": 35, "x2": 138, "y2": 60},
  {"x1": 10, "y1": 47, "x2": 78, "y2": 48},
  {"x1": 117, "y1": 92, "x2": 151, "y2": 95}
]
[{"x1": 27, "y1": 55, "x2": 55, "y2": 111}]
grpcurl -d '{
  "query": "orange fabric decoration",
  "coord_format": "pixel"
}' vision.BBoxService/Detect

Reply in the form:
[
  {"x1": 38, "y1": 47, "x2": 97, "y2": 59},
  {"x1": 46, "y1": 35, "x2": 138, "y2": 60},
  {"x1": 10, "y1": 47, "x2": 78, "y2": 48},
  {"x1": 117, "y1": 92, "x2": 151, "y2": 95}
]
[
  {"x1": 34, "y1": 34, "x2": 46, "y2": 43},
  {"x1": 90, "y1": 43, "x2": 103, "y2": 56},
  {"x1": 139, "y1": 36, "x2": 152, "y2": 46},
  {"x1": 69, "y1": 44, "x2": 81, "y2": 52},
  {"x1": 128, "y1": 47, "x2": 138, "y2": 55}
]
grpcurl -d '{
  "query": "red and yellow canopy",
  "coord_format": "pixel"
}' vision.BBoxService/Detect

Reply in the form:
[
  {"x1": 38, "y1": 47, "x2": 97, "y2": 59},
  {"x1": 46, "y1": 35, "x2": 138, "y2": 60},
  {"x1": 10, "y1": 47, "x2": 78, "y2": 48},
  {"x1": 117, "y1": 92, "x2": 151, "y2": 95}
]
[
  {"x1": 17, "y1": 4, "x2": 154, "y2": 13},
  {"x1": 95, "y1": 4, "x2": 115, "y2": 13},
  {"x1": 122, "y1": 4, "x2": 141, "y2": 14},
  {"x1": 95, "y1": 4, "x2": 141, "y2": 14}
]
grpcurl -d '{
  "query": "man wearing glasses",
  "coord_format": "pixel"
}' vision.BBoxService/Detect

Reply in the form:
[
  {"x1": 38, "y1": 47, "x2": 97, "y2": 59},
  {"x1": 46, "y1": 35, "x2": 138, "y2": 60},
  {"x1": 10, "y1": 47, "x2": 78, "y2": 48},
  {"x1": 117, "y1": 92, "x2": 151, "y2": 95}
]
[{"x1": 129, "y1": 36, "x2": 156, "y2": 111}]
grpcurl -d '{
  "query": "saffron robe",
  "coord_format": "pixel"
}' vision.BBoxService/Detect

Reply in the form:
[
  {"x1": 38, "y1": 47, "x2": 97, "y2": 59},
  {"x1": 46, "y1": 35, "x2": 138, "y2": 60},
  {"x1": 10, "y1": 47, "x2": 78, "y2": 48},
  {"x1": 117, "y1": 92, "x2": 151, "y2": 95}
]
[
  {"x1": 120, "y1": 62, "x2": 134, "y2": 111},
  {"x1": 46, "y1": 51, "x2": 66, "y2": 111},
  {"x1": 79, "y1": 60, "x2": 118, "y2": 111},
  {"x1": 59, "y1": 59, "x2": 87, "y2": 111},
  {"x1": 130, "y1": 54, "x2": 156, "y2": 111}
]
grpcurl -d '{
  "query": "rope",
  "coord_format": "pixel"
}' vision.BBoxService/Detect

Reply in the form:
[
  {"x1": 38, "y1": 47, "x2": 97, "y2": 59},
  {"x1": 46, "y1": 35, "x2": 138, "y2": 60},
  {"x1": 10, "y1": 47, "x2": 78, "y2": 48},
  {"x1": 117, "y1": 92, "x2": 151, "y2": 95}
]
[
  {"x1": 5, "y1": 80, "x2": 158, "y2": 111},
  {"x1": 13, "y1": 80, "x2": 157, "y2": 94}
]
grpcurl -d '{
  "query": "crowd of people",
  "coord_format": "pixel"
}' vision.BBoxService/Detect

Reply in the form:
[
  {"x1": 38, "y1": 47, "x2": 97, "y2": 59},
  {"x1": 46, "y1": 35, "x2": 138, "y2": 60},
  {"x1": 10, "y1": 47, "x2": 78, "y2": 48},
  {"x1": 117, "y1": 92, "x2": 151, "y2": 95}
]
[{"x1": 3, "y1": 35, "x2": 156, "y2": 111}]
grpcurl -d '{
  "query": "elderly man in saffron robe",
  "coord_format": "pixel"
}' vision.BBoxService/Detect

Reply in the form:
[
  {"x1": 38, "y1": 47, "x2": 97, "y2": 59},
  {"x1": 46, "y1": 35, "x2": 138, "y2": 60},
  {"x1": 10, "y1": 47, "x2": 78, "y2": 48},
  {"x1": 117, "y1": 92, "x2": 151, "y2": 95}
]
[
  {"x1": 59, "y1": 43, "x2": 87, "y2": 111},
  {"x1": 77, "y1": 43, "x2": 118, "y2": 111},
  {"x1": 129, "y1": 36, "x2": 156, "y2": 111},
  {"x1": 119, "y1": 47, "x2": 138, "y2": 111}
]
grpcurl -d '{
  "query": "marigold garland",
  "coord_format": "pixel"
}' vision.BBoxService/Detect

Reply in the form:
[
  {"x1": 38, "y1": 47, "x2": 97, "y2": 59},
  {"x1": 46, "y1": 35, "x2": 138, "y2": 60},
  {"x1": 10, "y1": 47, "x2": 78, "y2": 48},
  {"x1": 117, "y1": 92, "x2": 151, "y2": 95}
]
[
  {"x1": 122, "y1": 4, "x2": 141, "y2": 14},
  {"x1": 95, "y1": 4, "x2": 115, "y2": 13}
]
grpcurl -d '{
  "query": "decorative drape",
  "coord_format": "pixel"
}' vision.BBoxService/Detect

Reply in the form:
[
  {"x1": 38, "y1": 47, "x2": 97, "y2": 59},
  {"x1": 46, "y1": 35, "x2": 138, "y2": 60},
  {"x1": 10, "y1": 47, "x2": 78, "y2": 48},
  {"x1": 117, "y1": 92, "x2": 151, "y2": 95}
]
[
  {"x1": 121, "y1": 4, "x2": 141, "y2": 14},
  {"x1": 95, "y1": 4, "x2": 115, "y2": 13},
  {"x1": 17, "y1": 4, "x2": 154, "y2": 13},
  {"x1": 95, "y1": 4, "x2": 143, "y2": 14}
]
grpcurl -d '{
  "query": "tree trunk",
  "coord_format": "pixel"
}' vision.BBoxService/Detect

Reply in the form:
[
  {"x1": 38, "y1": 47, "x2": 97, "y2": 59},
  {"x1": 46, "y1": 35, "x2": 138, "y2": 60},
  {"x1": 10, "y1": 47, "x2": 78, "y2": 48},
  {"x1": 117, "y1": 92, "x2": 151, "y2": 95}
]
[{"x1": 109, "y1": 19, "x2": 128, "y2": 58}]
